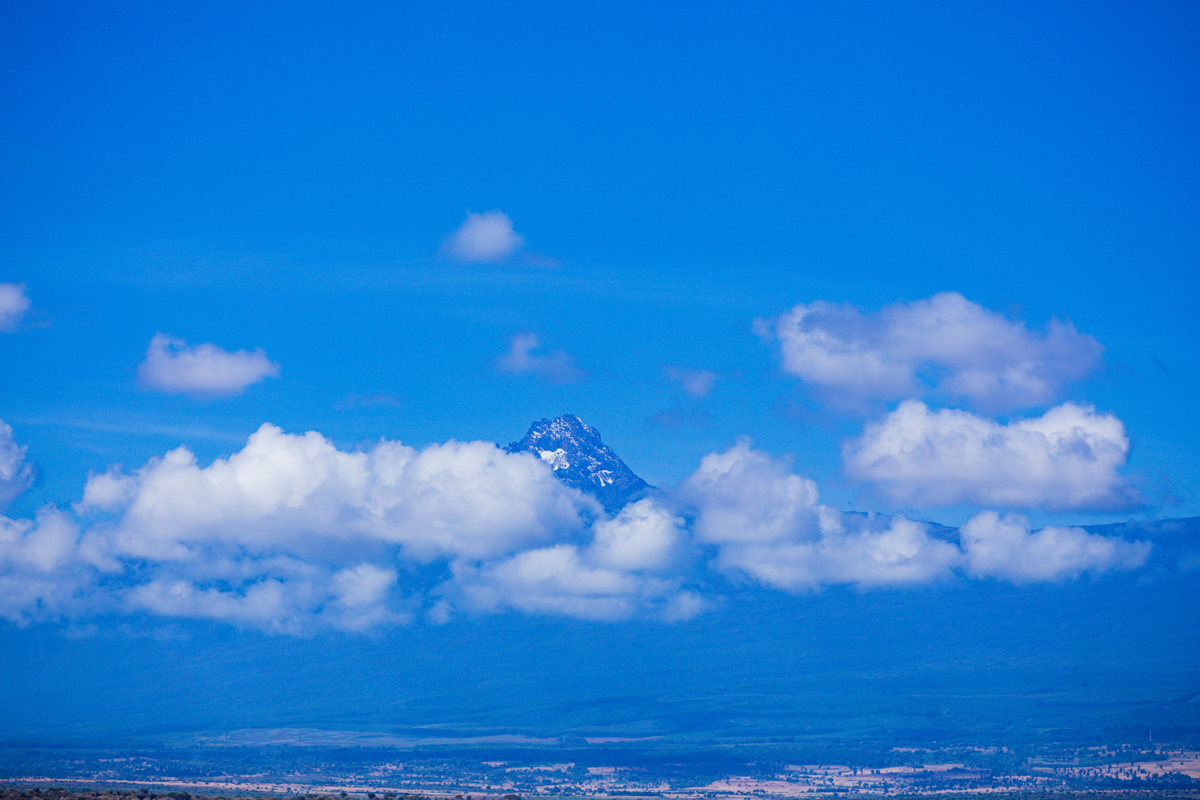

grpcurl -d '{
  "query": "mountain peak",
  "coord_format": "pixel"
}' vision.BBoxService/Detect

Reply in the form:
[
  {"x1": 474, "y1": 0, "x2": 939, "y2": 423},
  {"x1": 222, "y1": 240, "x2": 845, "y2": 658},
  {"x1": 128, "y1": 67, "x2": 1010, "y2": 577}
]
[{"x1": 505, "y1": 414, "x2": 653, "y2": 512}]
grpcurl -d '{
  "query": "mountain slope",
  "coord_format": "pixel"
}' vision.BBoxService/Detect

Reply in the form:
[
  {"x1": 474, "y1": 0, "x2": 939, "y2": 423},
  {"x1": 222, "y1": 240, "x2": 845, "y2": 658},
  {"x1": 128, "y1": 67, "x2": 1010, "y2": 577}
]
[{"x1": 504, "y1": 414, "x2": 653, "y2": 512}]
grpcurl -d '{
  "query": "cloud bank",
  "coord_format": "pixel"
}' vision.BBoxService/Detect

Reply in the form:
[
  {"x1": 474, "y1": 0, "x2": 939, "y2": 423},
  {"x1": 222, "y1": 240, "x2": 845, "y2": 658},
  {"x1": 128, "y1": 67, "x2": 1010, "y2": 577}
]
[
  {"x1": 845, "y1": 401, "x2": 1137, "y2": 510},
  {"x1": 0, "y1": 423, "x2": 1152, "y2": 633},
  {"x1": 757, "y1": 292, "x2": 1102, "y2": 411},
  {"x1": 0, "y1": 283, "x2": 31, "y2": 331},
  {"x1": 446, "y1": 211, "x2": 525, "y2": 262},
  {"x1": 138, "y1": 334, "x2": 280, "y2": 397}
]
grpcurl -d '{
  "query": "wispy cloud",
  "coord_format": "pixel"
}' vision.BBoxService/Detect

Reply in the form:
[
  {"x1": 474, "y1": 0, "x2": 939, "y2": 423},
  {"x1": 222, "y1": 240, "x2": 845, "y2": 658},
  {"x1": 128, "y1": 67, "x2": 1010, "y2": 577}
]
[
  {"x1": 757, "y1": 292, "x2": 1102, "y2": 411},
  {"x1": 0, "y1": 420, "x2": 35, "y2": 510},
  {"x1": 335, "y1": 393, "x2": 403, "y2": 410},
  {"x1": 496, "y1": 332, "x2": 584, "y2": 383},
  {"x1": 844, "y1": 400, "x2": 1138, "y2": 511},
  {"x1": 664, "y1": 366, "x2": 719, "y2": 398},
  {"x1": 0, "y1": 283, "x2": 31, "y2": 331},
  {"x1": 138, "y1": 334, "x2": 280, "y2": 397},
  {"x1": 645, "y1": 408, "x2": 709, "y2": 429},
  {"x1": 445, "y1": 210, "x2": 525, "y2": 262}
]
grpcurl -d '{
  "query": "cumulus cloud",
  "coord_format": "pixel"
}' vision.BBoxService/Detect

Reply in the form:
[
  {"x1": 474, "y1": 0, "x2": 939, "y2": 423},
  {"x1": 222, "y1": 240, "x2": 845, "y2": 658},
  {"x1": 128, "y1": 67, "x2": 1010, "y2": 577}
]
[
  {"x1": 664, "y1": 366, "x2": 719, "y2": 398},
  {"x1": 590, "y1": 499, "x2": 686, "y2": 571},
  {"x1": 81, "y1": 424, "x2": 594, "y2": 564},
  {"x1": 0, "y1": 420, "x2": 35, "y2": 509},
  {"x1": 844, "y1": 400, "x2": 1137, "y2": 511},
  {"x1": 445, "y1": 210, "x2": 525, "y2": 262},
  {"x1": 66, "y1": 424, "x2": 607, "y2": 632},
  {"x1": 681, "y1": 441, "x2": 824, "y2": 546},
  {"x1": 0, "y1": 283, "x2": 31, "y2": 331},
  {"x1": 0, "y1": 507, "x2": 95, "y2": 624},
  {"x1": 0, "y1": 507, "x2": 81, "y2": 575},
  {"x1": 450, "y1": 546, "x2": 694, "y2": 622},
  {"x1": 446, "y1": 497, "x2": 695, "y2": 621},
  {"x1": 138, "y1": 334, "x2": 280, "y2": 397},
  {"x1": 86, "y1": 424, "x2": 697, "y2": 628},
  {"x1": 496, "y1": 332, "x2": 583, "y2": 383},
  {"x1": 678, "y1": 441, "x2": 962, "y2": 590},
  {"x1": 960, "y1": 511, "x2": 1150, "y2": 582},
  {"x1": 713, "y1": 518, "x2": 964, "y2": 591},
  {"x1": 757, "y1": 292, "x2": 1102, "y2": 411}
]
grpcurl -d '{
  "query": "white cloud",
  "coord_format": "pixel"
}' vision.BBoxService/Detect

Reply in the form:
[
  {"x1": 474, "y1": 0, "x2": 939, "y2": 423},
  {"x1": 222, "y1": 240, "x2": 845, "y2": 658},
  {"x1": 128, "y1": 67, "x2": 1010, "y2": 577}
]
[
  {"x1": 0, "y1": 507, "x2": 96, "y2": 624},
  {"x1": 496, "y1": 332, "x2": 583, "y2": 383},
  {"x1": 757, "y1": 292, "x2": 1102, "y2": 411},
  {"x1": 53, "y1": 423, "x2": 599, "y2": 632},
  {"x1": 0, "y1": 420, "x2": 35, "y2": 509},
  {"x1": 445, "y1": 210, "x2": 525, "y2": 262},
  {"x1": 0, "y1": 283, "x2": 31, "y2": 331},
  {"x1": 83, "y1": 423, "x2": 595, "y2": 564},
  {"x1": 447, "y1": 497, "x2": 695, "y2": 621},
  {"x1": 590, "y1": 498, "x2": 686, "y2": 571},
  {"x1": 960, "y1": 510, "x2": 1151, "y2": 582},
  {"x1": 844, "y1": 400, "x2": 1137, "y2": 510},
  {"x1": 0, "y1": 507, "x2": 81, "y2": 574},
  {"x1": 450, "y1": 549, "x2": 697, "y2": 623},
  {"x1": 680, "y1": 440, "x2": 825, "y2": 546},
  {"x1": 664, "y1": 366, "x2": 719, "y2": 398},
  {"x1": 138, "y1": 334, "x2": 280, "y2": 397},
  {"x1": 679, "y1": 441, "x2": 962, "y2": 590},
  {"x1": 125, "y1": 562, "x2": 403, "y2": 635},
  {"x1": 0, "y1": 427, "x2": 97, "y2": 624},
  {"x1": 451, "y1": 546, "x2": 661, "y2": 621},
  {"x1": 713, "y1": 517, "x2": 963, "y2": 591}
]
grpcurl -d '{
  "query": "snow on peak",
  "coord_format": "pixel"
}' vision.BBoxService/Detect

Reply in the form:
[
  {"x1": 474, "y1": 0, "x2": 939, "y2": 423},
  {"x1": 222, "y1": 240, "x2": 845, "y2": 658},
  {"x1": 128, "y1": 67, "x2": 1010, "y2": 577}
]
[{"x1": 504, "y1": 414, "x2": 654, "y2": 512}]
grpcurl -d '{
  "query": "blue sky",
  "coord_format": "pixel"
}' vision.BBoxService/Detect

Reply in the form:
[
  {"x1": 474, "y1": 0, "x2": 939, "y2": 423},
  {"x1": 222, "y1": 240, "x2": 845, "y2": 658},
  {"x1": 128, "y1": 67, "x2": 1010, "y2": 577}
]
[{"x1": 1, "y1": 0, "x2": 1198, "y2": 635}]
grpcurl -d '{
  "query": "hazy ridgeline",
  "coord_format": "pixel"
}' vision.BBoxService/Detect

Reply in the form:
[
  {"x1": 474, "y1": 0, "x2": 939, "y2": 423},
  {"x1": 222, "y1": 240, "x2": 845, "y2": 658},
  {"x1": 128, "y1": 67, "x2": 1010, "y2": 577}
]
[{"x1": 0, "y1": 518, "x2": 1196, "y2": 750}]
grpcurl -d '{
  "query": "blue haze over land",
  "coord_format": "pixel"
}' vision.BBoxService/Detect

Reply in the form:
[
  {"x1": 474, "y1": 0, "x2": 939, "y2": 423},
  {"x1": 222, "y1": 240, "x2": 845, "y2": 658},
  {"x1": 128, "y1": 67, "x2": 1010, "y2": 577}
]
[{"x1": 0, "y1": 0, "x2": 1198, "y2": 750}]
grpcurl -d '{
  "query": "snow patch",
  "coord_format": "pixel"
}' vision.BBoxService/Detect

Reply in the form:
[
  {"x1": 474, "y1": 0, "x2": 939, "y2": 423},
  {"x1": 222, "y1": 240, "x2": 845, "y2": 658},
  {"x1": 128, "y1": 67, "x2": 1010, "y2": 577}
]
[{"x1": 539, "y1": 449, "x2": 570, "y2": 470}]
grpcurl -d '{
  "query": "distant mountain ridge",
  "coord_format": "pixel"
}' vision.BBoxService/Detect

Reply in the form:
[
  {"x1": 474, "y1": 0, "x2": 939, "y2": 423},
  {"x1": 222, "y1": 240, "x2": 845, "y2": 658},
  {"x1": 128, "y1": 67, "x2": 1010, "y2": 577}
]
[{"x1": 505, "y1": 414, "x2": 653, "y2": 512}]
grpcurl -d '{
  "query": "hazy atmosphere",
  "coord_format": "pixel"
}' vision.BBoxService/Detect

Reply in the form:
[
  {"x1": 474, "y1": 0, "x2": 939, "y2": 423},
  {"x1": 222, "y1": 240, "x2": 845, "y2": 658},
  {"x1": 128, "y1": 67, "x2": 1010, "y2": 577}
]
[{"x1": 1, "y1": 1, "x2": 1198, "y2": 796}]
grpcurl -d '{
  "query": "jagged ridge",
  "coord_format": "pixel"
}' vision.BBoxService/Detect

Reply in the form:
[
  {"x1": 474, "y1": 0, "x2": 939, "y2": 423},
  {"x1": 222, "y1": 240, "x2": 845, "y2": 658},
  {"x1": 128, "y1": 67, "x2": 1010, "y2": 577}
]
[{"x1": 504, "y1": 414, "x2": 653, "y2": 513}]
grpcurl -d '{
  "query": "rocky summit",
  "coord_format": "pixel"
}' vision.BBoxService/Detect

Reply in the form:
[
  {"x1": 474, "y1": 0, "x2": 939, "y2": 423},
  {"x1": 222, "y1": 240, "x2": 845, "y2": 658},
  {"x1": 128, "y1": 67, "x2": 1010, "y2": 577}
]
[{"x1": 504, "y1": 414, "x2": 653, "y2": 512}]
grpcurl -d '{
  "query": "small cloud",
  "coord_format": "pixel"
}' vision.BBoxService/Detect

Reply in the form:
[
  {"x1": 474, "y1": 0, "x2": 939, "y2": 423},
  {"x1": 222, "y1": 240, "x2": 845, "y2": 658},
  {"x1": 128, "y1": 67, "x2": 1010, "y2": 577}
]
[
  {"x1": 664, "y1": 366, "x2": 719, "y2": 398},
  {"x1": 496, "y1": 332, "x2": 583, "y2": 383},
  {"x1": 138, "y1": 334, "x2": 280, "y2": 397},
  {"x1": 0, "y1": 283, "x2": 31, "y2": 331},
  {"x1": 445, "y1": 210, "x2": 525, "y2": 262}
]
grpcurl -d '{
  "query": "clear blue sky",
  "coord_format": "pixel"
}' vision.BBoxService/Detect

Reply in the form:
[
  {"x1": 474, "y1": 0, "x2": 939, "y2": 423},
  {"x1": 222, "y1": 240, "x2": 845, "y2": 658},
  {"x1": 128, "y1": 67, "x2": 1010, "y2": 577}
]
[{"x1": 1, "y1": 0, "x2": 1198, "y2": 636}]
